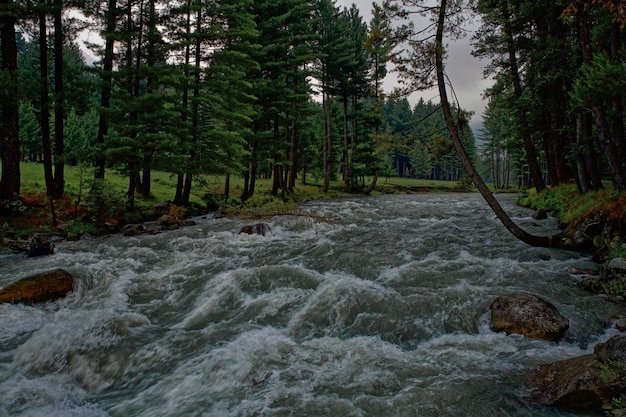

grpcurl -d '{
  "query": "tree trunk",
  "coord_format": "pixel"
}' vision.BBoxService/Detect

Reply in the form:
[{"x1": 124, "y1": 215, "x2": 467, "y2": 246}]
[
  {"x1": 322, "y1": 88, "x2": 331, "y2": 192},
  {"x1": 94, "y1": 0, "x2": 117, "y2": 181},
  {"x1": 502, "y1": 5, "x2": 545, "y2": 192},
  {"x1": 609, "y1": 23, "x2": 626, "y2": 175},
  {"x1": 242, "y1": 169, "x2": 250, "y2": 200},
  {"x1": 342, "y1": 95, "x2": 349, "y2": 187},
  {"x1": 174, "y1": 0, "x2": 192, "y2": 206},
  {"x1": 0, "y1": 0, "x2": 20, "y2": 201},
  {"x1": 224, "y1": 173, "x2": 230, "y2": 203},
  {"x1": 288, "y1": 103, "x2": 297, "y2": 192},
  {"x1": 576, "y1": 8, "x2": 603, "y2": 190},
  {"x1": 435, "y1": 0, "x2": 563, "y2": 248},
  {"x1": 181, "y1": 5, "x2": 202, "y2": 206},
  {"x1": 40, "y1": 12, "x2": 56, "y2": 198},
  {"x1": 141, "y1": 152, "x2": 152, "y2": 197},
  {"x1": 53, "y1": 0, "x2": 64, "y2": 198},
  {"x1": 182, "y1": 171, "x2": 192, "y2": 204},
  {"x1": 249, "y1": 155, "x2": 257, "y2": 197},
  {"x1": 575, "y1": 111, "x2": 592, "y2": 193},
  {"x1": 593, "y1": 105, "x2": 626, "y2": 191}
]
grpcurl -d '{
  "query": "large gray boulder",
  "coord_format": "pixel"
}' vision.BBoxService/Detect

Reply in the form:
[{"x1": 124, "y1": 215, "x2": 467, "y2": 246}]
[
  {"x1": 490, "y1": 293, "x2": 569, "y2": 341},
  {"x1": 0, "y1": 269, "x2": 74, "y2": 304}
]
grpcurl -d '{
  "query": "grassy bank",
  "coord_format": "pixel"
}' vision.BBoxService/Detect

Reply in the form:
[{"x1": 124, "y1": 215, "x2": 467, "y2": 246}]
[
  {"x1": 517, "y1": 183, "x2": 626, "y2": 259},
  {"x1": 1, "y1": 162, "x2": 464, "y2": 238}
]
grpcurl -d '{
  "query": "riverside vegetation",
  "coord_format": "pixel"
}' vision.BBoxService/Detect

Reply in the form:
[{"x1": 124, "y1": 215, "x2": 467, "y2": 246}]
[{"x1": 0, "y1": 162, "x2": 466, "y2": 241}]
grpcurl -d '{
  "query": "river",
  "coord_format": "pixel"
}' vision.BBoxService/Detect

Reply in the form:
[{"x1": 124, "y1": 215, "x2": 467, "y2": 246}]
[{"x1": 0, "y1": 193, "x2": 622, "y2": 417}]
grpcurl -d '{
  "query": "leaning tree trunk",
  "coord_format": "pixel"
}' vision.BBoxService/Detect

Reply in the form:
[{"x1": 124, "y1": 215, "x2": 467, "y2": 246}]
[{"x1": 434, "y1": 0, "x2": 565, "y2": 248}]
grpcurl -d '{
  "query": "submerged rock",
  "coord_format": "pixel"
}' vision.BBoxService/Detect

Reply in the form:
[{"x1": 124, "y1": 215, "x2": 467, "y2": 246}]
[
  {"x1": 526, "y1": 336, "x2": 626, "y2": 410},
  {"x1": 489, "y1": 293, "x2": 569, "y2": 341},
  {"x1": 0, "y1": 269, "x2": 74, "y2": 304},
  {"x1": 240, "y1": 223, "x2": 270, "y2": 236}
]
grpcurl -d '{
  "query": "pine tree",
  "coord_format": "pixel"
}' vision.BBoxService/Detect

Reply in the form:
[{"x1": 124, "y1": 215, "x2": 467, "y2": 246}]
[
  {"x1": 251, "y1": 0, "x2": 317, "y2": 196},
  {"x1": 202, "y1": 0, "x2": 259, "y2": 200}
]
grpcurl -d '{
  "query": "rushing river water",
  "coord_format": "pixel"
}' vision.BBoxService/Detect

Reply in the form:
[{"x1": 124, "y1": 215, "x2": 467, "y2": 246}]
[{"x1": 0, "y1": 193, "x2": 623, "y2": 417}]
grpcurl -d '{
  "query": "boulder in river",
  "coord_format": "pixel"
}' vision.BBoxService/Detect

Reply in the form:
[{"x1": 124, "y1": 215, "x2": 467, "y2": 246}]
[
  {"x1": 0, "y1": 269, "x2": 75, "y2": 304},
  {"x1": 122, "y1": 223, "x2": 148, "y2": 236},
  {"x1": 489, "y1": 293, "x2": 569, "y2": 341},
  {"x1": 156, "y1": 214, "x2": 181, "y2": 230},
  {"x1": 240, "y1": 223, "x2": 270, "y2": 236},
  {"x1": 526, "y1": 335, "x2": 626, "y2": 410}
]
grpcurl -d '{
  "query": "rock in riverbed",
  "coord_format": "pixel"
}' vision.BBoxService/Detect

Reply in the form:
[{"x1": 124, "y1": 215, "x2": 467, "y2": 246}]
[
  {"x1": 0, "y1": 269, "x2": 74, "y2": 304},
  {"x1": 526, "y1": 335, "x2": 626, "y2": 411},
  {"x1": 490, "y1": 293, "x2": 569, "y2": 341}
]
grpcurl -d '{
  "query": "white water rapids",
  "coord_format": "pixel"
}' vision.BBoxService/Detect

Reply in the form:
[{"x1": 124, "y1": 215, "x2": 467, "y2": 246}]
[{"x1": 0, "y1": 193, "x2": 623, "y2": 417}]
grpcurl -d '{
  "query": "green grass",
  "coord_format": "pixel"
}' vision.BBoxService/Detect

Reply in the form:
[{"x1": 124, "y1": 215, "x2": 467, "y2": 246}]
[
  {"x1": 516, "y1": 183, "x2": 621, "y2": 225},
  {"x1": 370, "y1": 176, "x2": 463, "y2": 191},
  {"x1": 15, "y1": 162, "x2": 465, "y2": 211}
]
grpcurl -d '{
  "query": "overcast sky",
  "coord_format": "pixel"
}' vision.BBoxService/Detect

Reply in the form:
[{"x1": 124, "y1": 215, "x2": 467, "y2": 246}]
[{"x1": 336, "y1": 0, "x2": 493, "y2": 134}]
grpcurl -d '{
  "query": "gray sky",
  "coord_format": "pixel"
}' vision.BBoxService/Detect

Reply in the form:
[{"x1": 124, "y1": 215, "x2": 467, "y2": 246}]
[{"x1": 337, "y1": 0, "x2": 493, "y2": 134}]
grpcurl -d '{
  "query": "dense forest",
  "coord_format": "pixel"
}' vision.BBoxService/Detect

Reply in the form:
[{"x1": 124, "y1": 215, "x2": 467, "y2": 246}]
[
  {"x1": 472, "y1": 0, "x2": 626, "y2": 194},
  {"x1": 0, "y1": 0, "x2": 625, "y2": 214}
]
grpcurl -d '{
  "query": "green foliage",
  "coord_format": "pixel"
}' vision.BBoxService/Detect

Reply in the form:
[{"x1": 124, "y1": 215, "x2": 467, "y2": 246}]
[
  {"x1": 382, "y1": 97, "x2": 475, "y2": 181},
  {"x1": 224, "y1": 192, "x2": 299, "y2": 218},
  {"x1": 86, "y1": 179, "x2": 126, "y2": 223},
  {"x1": 597, "y1": 360, "x2": 626, "y2": 414},
  {"x1": 0, "y1": 197, "x2": 29, "y2": 216},
  {"x1": 19, "y1": 101, "x2": 41, "y2": 159},
  {"x1": 516, "y1": 184, "x2": 579, "y2": 220},
  {"x1": 66, "y1": 218, "x2": 98, "y2": 236},
  {"x1": 572, "y1": 52, "x2": 626, "y2": 108},
  {"x1": 64, "y1": 108, "x2": 98, "y2": 164}
]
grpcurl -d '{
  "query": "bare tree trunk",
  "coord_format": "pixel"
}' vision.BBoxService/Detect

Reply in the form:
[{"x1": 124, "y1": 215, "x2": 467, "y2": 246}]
[{"x1": 435, "y1": 0, "x2": 564, "y2": 248}]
